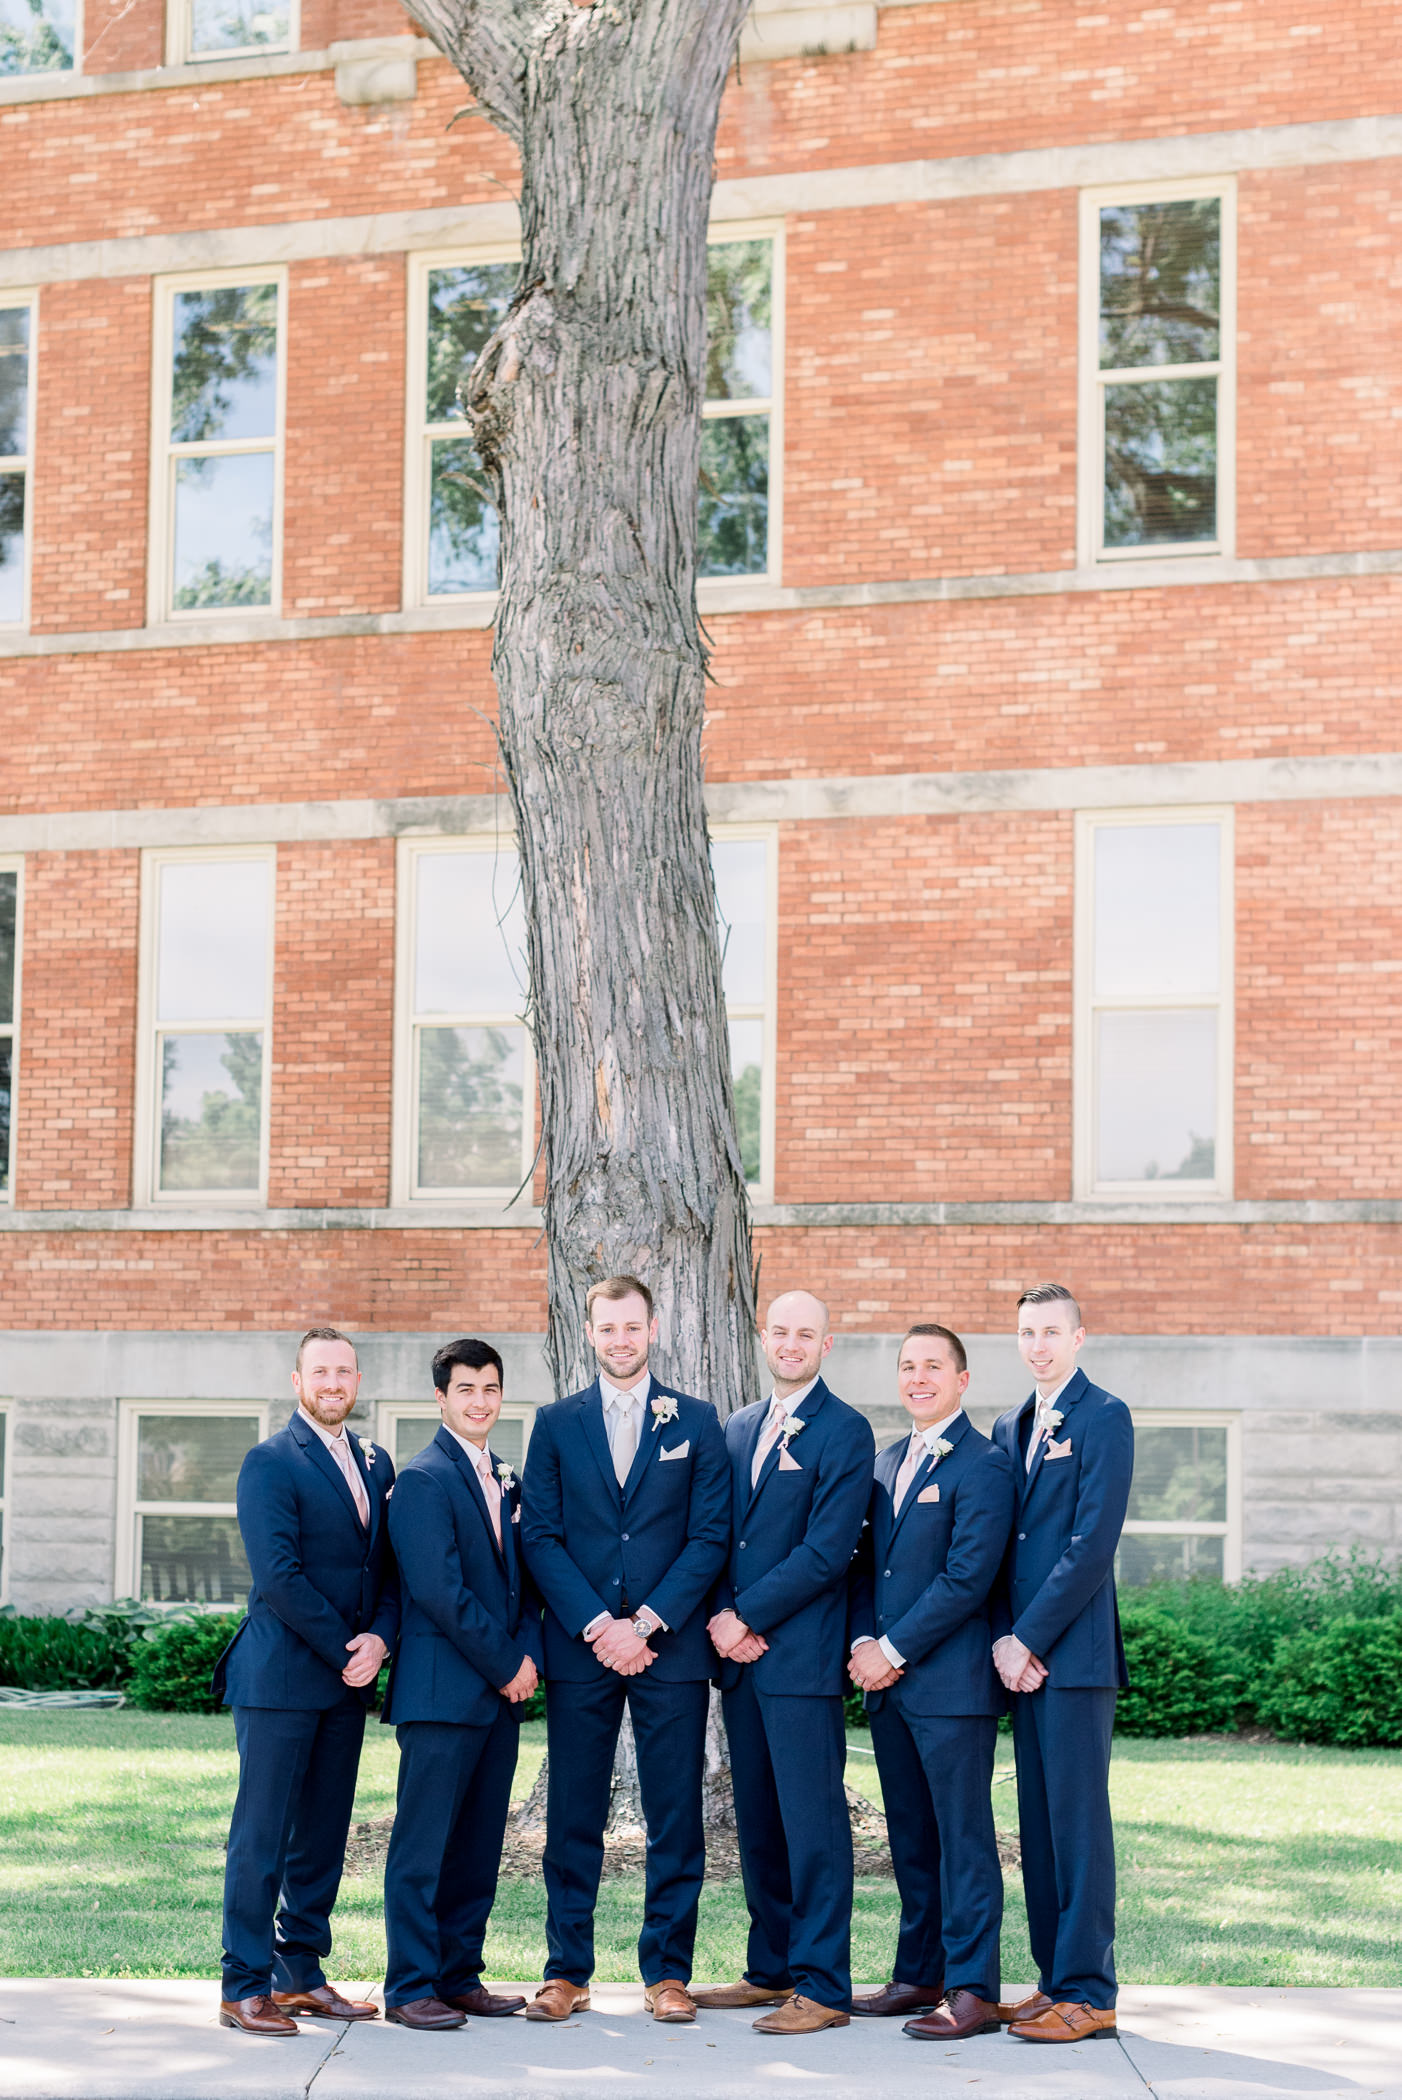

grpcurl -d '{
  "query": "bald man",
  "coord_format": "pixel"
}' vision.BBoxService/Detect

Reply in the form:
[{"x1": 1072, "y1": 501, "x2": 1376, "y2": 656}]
[{"x1": 695, "y1": 1292, "x2": 875, "y2": 2034}]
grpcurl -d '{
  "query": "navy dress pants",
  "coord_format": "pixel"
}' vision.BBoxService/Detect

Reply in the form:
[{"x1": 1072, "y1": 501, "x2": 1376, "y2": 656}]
[
  {"x1": 383, "y1": 1708, "x2": 520, "y2": 2008},
  {"x1": 222, "y1": 1696, "x2": 366, "y2": 2002},
  {"x1": 721, "y1": 1673, "x2": 853, "y2": 2011},
  {"x1": 542, "y1": 1673, "x2": 709, "y2": 1985},
  {"x1": 868, "y1": 1701, "x2": 1002, "y2": 2001},
  {"x1": 1012, "y1": 1685, "x2": 1118, "y2": 2009}
]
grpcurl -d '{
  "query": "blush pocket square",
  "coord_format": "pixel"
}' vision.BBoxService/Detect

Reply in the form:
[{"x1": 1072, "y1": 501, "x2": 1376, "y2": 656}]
[
  {"x1": 1043, "y1": 1436, "x2": 1073, "y2": 1461},
  {"x1": 659, "y1": 1439, "x2": 690, "y2": 1461},
  {"x1": 916, "y1": 1483, "x2": 941, "y2": 1503},
  {"x1": 777, "y1": 1448, "x2": 803, "y2": 1471}
]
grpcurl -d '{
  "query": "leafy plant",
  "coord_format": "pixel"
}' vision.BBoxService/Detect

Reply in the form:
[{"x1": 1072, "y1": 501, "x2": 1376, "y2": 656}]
[
  {"x1": 1116, "y1": 1605, "x2": 1238, "y2": 1736},
  {"x1": 127, "y1": 1616, "x2": 241, "y2": 1714},
  {"x1": 1256, "y1": 1615, "x2": 1402, "y2": 1749}
]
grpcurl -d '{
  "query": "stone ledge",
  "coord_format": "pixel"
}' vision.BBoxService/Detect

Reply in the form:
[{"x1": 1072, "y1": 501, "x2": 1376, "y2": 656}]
[
  {"x1": 0, "y1": 35, "x2": 437, "y2": 108},
  {"x1": 741, "y1": 3, "x2": 877, "y2": 65}
]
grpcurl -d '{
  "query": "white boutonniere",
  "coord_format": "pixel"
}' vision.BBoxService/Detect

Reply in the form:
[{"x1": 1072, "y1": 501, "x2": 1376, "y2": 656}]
[
  {"x1": 926, "y1": 1434, "x2": 955, "y2": 1463},
  {"x1": 779, "y1": 1414, "x2": 805, "y2": 1449},
  {"x1": 1045, "y1": 1409, "x2": 1064, "y2": 1432},
  {"x1": 496, "y1": 1461, "x2": 516, "y2": 1490},
  {"x1": 650, "y1": 1395, "x2": 679, "y2": 1433},
  {"x1": 357, "y1": 1435, "x2": 376, "y2": 1468}
]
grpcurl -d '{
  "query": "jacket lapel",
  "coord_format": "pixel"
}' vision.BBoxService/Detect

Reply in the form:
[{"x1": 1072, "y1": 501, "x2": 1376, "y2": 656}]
[
  {"x1": 622, "y1": 1387, "x2": 667, "y2": 1503},
  {"x1": 436, "y1": 1424, "x2": 505, "y2": 1565},
  {"x1": 290, "y1": 1410, "x2": 367, "y2": 1531},
  {"x1": 889, "y1": 1410, "x2": 970, "y2": 1540},
  {"x1": 743, "y1": 1378, "x2": 830, "y2": 1521},
  {"x1": 577, "y1": 1384, "x2": 619, "y2": 1502},
  {"x1": 1020, "y1": 1369, "x2": 1088, "y2": 1504},
  {"x1": 348, "y1": 1428, "x2": 381, "y2": 1543},
  {"x1": 872, "y1": 1438, "x2": 903, "y2": 1555},
  {"x1": 491, "y1": 1443, "x2": 519, "y2": 1584}
]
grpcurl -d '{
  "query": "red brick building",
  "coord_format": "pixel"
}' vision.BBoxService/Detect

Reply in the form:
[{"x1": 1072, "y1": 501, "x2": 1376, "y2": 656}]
[{"x1": 1, "y1": 0, "x2": 1399, "y2": 1612}]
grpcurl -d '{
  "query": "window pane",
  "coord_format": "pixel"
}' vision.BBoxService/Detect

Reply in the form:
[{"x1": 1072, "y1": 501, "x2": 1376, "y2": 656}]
[
  {"x1": 417, "y1": 1024, "x2": 525, "y2": 1189},
  {"x1": 188, "y1": 0, "x2": 289, "y2": 57},
  {"x1": 140, "y1": 1513, "x2": 251, "y2": 1604},
  {"x1": 426, "y1": 264, "x2": 518, "y2": 425},
  {"x1": 705, "y1": 240, "x2": 773, "y2": 402},
  {"x1": 0, "y1": 470, "x2": 24, "y2": 623},
  {"x1": 394, "y1": 1415, "x2": 439, "y2": 1470},
  {"x1": 0, "y1": 0, "x2": 74, "y2": 75},
  {"x1": 699, "y1": 415, "x2": 769, "y2": 577},
  {"x1": 1119, "y1": 1531, "x2": 1224, "y2": 1586},
  {"x1": 1129, "y1": 1424, "x2": 1228, "y2": 1525},
  {"x1": 0, "y1": 1039, "x2": 10, "y2": 1197},
  {"x1": 0, "y1": 1408, "x2": 6, "y2": 1479},
  {"x1": 1096, "y1": 1008, "x2": 1216, "y2": 1183},
  {"x1": 494, "y1": 1416, "x2": 526, "y2": 1471},
  {"x1": 428, "y1": 437, "x2": 499, "y2": 594},
  {"x1": 171, "y1": 285, "x2": 278, "y2": 444},
  {"x1": 1100, "y1": 199, "x2": 1220, "y2": 369},
  {"x1": 1104, "y1": 376, "x2": 1216, "y2": 547},
  {"x1": 137, "y1": 1414, "x2": 259, "y2": 1503},
  {"x1": 173, "y1": 452, "x2": 274, "y2": 610},
  {"x1": 414, "y1": 851, "x2": 526, "y2": 1016},
  {"x1": 1094, "y1": 823, "x2": 1220, "y2": 1000},
  {"x1": 728, "y1": 1016, "x2": 763, "y2": 1185},
  {"x1": 158, "y1": 859, "x2": 269, "y2": 1023},
  {"x1": 0, "y1": 307, "x2": 30, "y2": 452},
  {"x1": 0, "y1": 869, "x2": 15, "y2": 1027},
  {"x1": 712, "y1": 839, "x2": 767, "y2": 1007},
  {"x1": 159, "y1": 1031, "x2": 263, "y2": 1193}
]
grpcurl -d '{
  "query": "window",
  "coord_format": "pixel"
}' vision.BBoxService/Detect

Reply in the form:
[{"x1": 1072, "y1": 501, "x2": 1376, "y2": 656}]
[
  {"x1": 1079, "y1": 182, "x2": 1234, "y2": 563},
  {"x1": 376, "y1": 1400, "x2": 537, "y2": 1478},
  {"x1": 151, "y1": 272, "x2": 285, "y2": 620},
  {"x1": 0, "y1": 1403, "x2": 9, "y2": 1603},
  {"x1": 712, "y1": 829, "x2": 777, "y2": 1194},
  {"x1": 404, "y1": 227, "x2": 783, "y2": 606},
  {"x1": 0, "y1": 297, "x2": 34, "y2": 628},
  {"x1": 394, "y1": 839, "x2": 533, "y2": 1202},
  {"x1": 0, "y1": 0, "x2": 75, "y2": 75},
  {"x1": 135, "y1": 849, "x2": 274, "y2": 1204},
  {"x1": 1119, "y1": 1411, "x2": 1241, "y2": 1584},
  {"x1": 1075, "y1": 810, "x2": 1233, "y2": 1200},
  {"x1": 115, "y1": 1402, "x2": 268, "y2": 1604},
  {"x1": 168, "y1": 0, "x2": 294, "y2": 64},
  {"x1": 0, "y1": 859, "x2": 19, "y2": 1200}
]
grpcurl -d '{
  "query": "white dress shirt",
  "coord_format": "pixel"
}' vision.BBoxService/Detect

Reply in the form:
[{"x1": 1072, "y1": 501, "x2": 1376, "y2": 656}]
[
  {"x1": 583, "y1": 1373, "x2": 665, "y2": 1641},
  {"x1": 298, "y1": 1405, "x2": 369, "y2": 1527},
  {"x1": 855, "y1": 1407, "x2": 964, "y2": 1671},
  {"x1": 446, "y1": 1427, "x2": 502, "y2": 1544},
  {"x1": 1025, "y1": 1372, "x2": 1074, "y2": 1472}
]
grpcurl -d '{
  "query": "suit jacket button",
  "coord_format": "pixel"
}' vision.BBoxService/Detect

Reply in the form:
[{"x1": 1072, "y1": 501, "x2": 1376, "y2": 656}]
[
  {"x1": 612, "y1": 1578, "x2": 620, "y2": 1586},
  {"x1": 621, "y1": 1532, "x2": 629, "y2": 1542},
  {"x1": 1018, "y1": 1532, "x2": 1027, "y2": 1541},
  {"x1": 884, "y1": 1569, "x2": 892, "y2": 1578},
  {"x1": 739, "y1": 1539, "x2": 746, "y2": 1548}
]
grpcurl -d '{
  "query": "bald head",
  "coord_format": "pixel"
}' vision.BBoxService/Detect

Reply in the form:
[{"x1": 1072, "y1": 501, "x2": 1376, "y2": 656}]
[{"x1": 761, "y1": 1289, "x2": 833, "y2": 1399}]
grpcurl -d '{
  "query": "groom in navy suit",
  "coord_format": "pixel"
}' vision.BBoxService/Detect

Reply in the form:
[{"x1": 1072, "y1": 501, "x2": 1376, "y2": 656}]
[
  {"x1": 694, "y1": 1289, "x2": 875, "y2": 2035},
  {"x1": 847, "y1": 1324, "x2": 1016, "y2": 2040},
  {"x1": 214, "y1": 1327, "x2": 398, "y2": 2035},
  {"x1": 519, "y1": 1274, "x2": 730, "y2": 2026},
  {"x1": 990, "y1": 1284, "x2": 1133, "y2": 2046},
  {"x1": 380, "y1": 1339, "x2": 544, "y2": 2029}
]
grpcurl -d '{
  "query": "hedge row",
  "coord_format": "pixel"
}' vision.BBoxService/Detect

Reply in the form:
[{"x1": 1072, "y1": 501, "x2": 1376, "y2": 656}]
[{"x1": 0, "y1": 1603, "x2": 237, "y2": 1713}]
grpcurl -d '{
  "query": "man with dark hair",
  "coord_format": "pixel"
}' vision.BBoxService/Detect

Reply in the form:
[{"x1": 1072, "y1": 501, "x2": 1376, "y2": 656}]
[
  {"x1": 990, "y1": 1285, "x2": 1133, "y2": 2045},
  {"x1": 519, "y1": 1275, "x2": 730, "y2": 2026},
  {"x1": 847, "y1": 1324, "x2": 1016, "y2": 2039},
  {"x1": 213, "y1": 1328, "x2": 398, "y2": 2035},
  {"x1": 380, "y1": 1337, "x2": 542, "y2": 2029}
]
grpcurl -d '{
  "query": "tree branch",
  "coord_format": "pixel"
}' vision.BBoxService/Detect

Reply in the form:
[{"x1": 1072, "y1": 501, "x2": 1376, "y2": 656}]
[{"x1": 398, "y1": 0, "x2": 543, "y2": 143}]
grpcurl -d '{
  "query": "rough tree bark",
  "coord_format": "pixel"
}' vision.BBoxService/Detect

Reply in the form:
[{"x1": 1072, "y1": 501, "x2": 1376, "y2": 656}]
[{"x1": 403, "y1": 0, "x2": 760, "y2": 1414}]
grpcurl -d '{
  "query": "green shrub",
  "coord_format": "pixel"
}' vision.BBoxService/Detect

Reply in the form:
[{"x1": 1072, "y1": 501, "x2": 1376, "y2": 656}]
[
  {"x1": 127, "y1": 1616, "x2": 241, "y2": 1714},
  {"x1": 1116, "y1": 1606, "x2": 1238, "y2": 1736},
  {"x1": 1255, "y1": 1614, "x2": 1402, "y2": 1748},
  {"x1": 0, "y1": 1609, "x2": 137, "y2": 1690}
]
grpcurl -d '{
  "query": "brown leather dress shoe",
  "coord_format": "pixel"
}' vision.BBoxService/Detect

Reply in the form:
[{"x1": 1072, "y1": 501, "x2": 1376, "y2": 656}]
[
  {"x1": 384, "y1": 1996, "x2": 467, "y2": 2030},
  {"x1": 271, "y1": 1984, "x2": 379, "y2": 2020},
  {"x1": 691, "y1": 1979, "x2": 795, "y2": 2009},
  {"x1": 644, "y1": 1980, "x2": 697, "y2": 2023},
  {"x1": 752, "y1": 1993, "x2": 851, "y2": 2034},
  {"x1": 852, "y1": 1979, "x2": 944, "y2": 2017},
  {"x1": 219, "y1": 1995, "x2": 299, "y2": 2035},
  {"x1": 903, "y1": 1989, "x2": 1002, "y2": 2040},
  {"x1": 524, "y1": 1978, "x2": 590, "y2": 2022},
  {"x1": 1009, "y1": 2000, "x2": 1118, "y2": 2043},
  {"x1": 440, "y1": 1985, "x2": 527, "y2": 2017},
  {"x1": 997, "y1": 1990, "x2": 1053, "y2": 2023}
]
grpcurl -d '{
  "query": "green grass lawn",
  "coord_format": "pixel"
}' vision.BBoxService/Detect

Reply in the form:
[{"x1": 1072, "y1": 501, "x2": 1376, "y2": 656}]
[{"x1": 1, "y1": 1710, "x2": 1397, "y2": 1985}]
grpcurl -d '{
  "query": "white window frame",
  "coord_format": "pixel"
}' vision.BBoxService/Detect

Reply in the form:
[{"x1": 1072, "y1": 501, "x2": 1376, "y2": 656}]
[
  {"x1": 711, "y1": 821, "x2": 779, "y2": 1202},
  {"x1": 0, "y1": 289, "x2": 37, "y2": 633},
  {"x1": 133, "y1": 844, "x2": 276, "y2": 1208},
  {"x1": 1078, "y1": 177, "x2": 1236, "y2": 568},
  {"x1": 392, "y1": 834, "x2": 537, "y2": 1206},
  {"x1": 166, "y1": 0, "x2": 298, "y2": 66},
  {"x1": 113, "y1": 1397, "x2": 270, "y2": 1603},
  {"x1": 0, "y1": 853, "x2": 21, "y2": 1203},
  {"x1": 402, "y1": 222, "x2": 786, "y2": 610},
  {"x1": 0, "y1": 1398, "x2": 11, "y2": 1606},
  {"x1": 1073, "y1": 806, "x2": 1234, "y2": 1203},
  {"x1": 1123, "y1": 1408, "x2": 1242, "y2": 1584},
  {"x1": 148, "y1": 266, "x2": 288, "y2": 625},
  {"x1": 376, "y1": 1399, "x2": 539, "y2": 1472}
]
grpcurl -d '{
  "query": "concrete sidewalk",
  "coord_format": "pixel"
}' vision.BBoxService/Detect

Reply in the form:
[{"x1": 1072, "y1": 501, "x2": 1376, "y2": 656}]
[{"x1": 0, "y1": 1981, "x2": 1398, "y2": 2100}]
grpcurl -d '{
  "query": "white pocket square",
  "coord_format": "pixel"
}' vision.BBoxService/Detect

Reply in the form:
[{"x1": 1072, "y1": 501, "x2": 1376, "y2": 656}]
[
  {"x1": 917, "y1": 1483, "x2": 941, "y2": 1504},
  {"x1": 659, "y1": 1439, "x2": 690, "y2": 1461},
  {"x1": 1043, "y1": 1437, "x2": 1073, "y2": 1461},
  {"x1": 777, "y1": 1448, "x2": 803, "y2": 1471}
]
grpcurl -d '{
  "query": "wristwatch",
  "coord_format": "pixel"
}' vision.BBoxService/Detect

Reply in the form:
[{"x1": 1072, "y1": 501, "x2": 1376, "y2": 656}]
[{"x1": 631, "y1": 1611, "x2": 657, "y2": 1640}]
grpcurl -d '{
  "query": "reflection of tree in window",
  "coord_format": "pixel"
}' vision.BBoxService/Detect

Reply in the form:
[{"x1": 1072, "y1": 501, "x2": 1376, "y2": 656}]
[
  {"x1": 0, "y1": 869, "x2": 14, "y2": 1194},
  {"x1": 171, "y1": 285, "x2": 278, "y2": 444},
  {"x1": 417, "y1": 1025, "x2": 524, "y2": 1189},
  {"x1": 0, "y1": 0, "x2": 75, "y2": 75},
  {"x1": 425, "y1": 264, "x2": 517, "y2": 595},
  {"x1": 700, "y1": 418, "x2": 769, "y2": 578},
  {"x1": 704, "y1": 242, "x2": 773, "y2": 400},
  {"x1": 189, "y1": 0, "x2": 289, "y2": 56},
  {"x1": 1104, "y1": 378, "x2": 1216, "y2": 547},
  {"x1": 159, "y1": 1031, "x2": 263, "y2": 1192},
  {"x1": 1130, "y1": 1425, "x2": 1227, "y2": 1525},
  {"x1": 700, "y1": 239, "x2": 773, "y2": 579},
  {"x1": 732, "y1": 1059, "x2": 761, "y2": 1184}
]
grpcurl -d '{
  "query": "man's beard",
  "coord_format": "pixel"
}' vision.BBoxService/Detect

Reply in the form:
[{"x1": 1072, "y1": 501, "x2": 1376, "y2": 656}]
[{"x1": 302, "y1": 1392, "x2": 354, "y2": 1428}]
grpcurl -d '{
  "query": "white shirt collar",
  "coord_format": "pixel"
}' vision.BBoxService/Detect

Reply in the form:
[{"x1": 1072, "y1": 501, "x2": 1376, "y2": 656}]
[
  {"x1": 765, "y1": 1376, "x2": 819, "y2": 1420},
  {"x1": 911, "y1": 1407, "x2": 963, "y2": 1451},
  {"x1": 299, "y1": 1404, "x2": 351, "y2": 1449},
  {"x1": 1034, "y1": 1374, "x2": 1075, "y2": 1415},
  {"x1": 446, "y1": 1425, "x2": 492, "y2": 1474},
  {"x1": 600, "y1": 1371, "x2": 651, "y2": 1413}
]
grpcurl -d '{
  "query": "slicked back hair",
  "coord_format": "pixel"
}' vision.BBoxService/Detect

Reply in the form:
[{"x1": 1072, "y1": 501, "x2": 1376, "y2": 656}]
[
  {"x1": 586, "y1": 1274, "x2": 655, "y2": 1322},
  {"x1": 1016, "y1": 1283, "x2": 1084, "y2": 1329},
  {"x1": 901, "y1": 1322, "x2": 968, "y2": 1376},
  {"x1": 433, "y1": 1337, "x2": 505, "y2": 1395},
  {"x1": 297, "y1": 1325, "x2": 357, "y2": 1370}
]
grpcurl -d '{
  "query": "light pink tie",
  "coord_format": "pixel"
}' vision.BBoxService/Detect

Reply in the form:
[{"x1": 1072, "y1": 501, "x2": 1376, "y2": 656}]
[
  {"x1": 475, "y1": 1451, "x2": 503, "y2": 1546},
  {"x1": 751, "y1": 1403, "x2": 787, "y2": 1487},
  {"x1": 1026, "y1": 1401, "x2": 1054, "y2": 1474},
  {"x1": 893, "y1": 1433, "x2": 927, "y2": 1514},
  {"x1": 329, "y1": 1433, "x2": 370, "y2": 1527}
]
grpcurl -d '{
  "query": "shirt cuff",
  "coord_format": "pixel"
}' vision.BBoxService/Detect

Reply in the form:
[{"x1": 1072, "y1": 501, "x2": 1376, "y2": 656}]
[
  {"x1": 879, "y1": 1635, "x2": 906, "y2": 1669},
  {"x1": 581, "y1": 1612, "x2": 610, "y2": 1640},
  {"x1": 850, "y1": 1636, "x2": 877, "y2": 1653},
  {"x1": 638, "y1": 1604, "x2": 668, "y2": 1633}
]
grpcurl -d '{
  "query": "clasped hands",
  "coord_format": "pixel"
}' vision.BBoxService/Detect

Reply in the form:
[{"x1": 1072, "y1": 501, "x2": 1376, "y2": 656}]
[
  {"x1": 589, "y1": 1616, "x2": 657, "y2": 1676},
  {"x1": 992, "y1": 1633, "x2": 1048, "y2": 1694},
  {"x1": 707, "y1": 1608, "x2": 769, "y2": 1666},
  {"x1": 341, "y1": 1631, "x2": 388, "y2": 1688},
  {"x1": 848, "y1": 1637, "x2": 902, "y2": 1694}
]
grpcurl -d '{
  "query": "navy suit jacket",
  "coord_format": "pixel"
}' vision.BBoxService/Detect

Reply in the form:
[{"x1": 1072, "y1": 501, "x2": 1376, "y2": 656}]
[
  {"x1": 214, "y1": 1409, "x2": 399, "y2": 1710},
  {"x1": 520, "y1": 1377, "x2": 730, "y2": 1683},
  {"x1": 714, "y1": 1377, "x2": 875, "y2": 1697},
  {"x1": 382, "y1": 1425, "x2": 544, "y2": 1728},
  {"x1": 848, "y1": 1412, "x2": 1015, "y2": 1717},
  {"x1": 990, "y1": 1367, "x2": 1133, "y2": 1689}
]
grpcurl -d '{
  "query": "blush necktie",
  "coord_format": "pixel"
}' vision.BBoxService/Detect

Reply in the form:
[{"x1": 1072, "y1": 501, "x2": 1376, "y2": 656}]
[
  {"x1": 893, "y1": 1432, "x2": 927, "y2": 1514},
  {"x1": 1026, "y1": 1401, "x2": 1054, "y2": 1474},
  {"x1": 612, "y1": 1400, "x2": 638, "y2": 1487},
  {"x1": 474, "y1": 1451, "x2": 503, "y2": 1545},
  {"x1": 751, "y1": 1403, "x2": 787, "y2": 1487},
  {"x1": 329, "y1": 1432, "x2": 370, "y2": 1527}
]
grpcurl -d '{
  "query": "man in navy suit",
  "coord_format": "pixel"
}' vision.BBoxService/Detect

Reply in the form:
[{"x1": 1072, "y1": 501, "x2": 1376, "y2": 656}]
[
  {"x1": 693, "y1": 1290, "x2": 875, "y2": 2035},
  {"x1": 214, "y1": 1327, "x2": 399, "y2": 2035},
  {"x1": 847, "y1": 1324, "x2": 1016, "y2": 2040},
  {"x1": 990, "y1": 1284, "x2": 1133, "y2": 2046},
  {"x1": 380, "y1": 1339, "x2": 544, "y2": 2029},
  {"x1": 519, "y1": 1274, "x2": 730, "y2": 2026}
]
